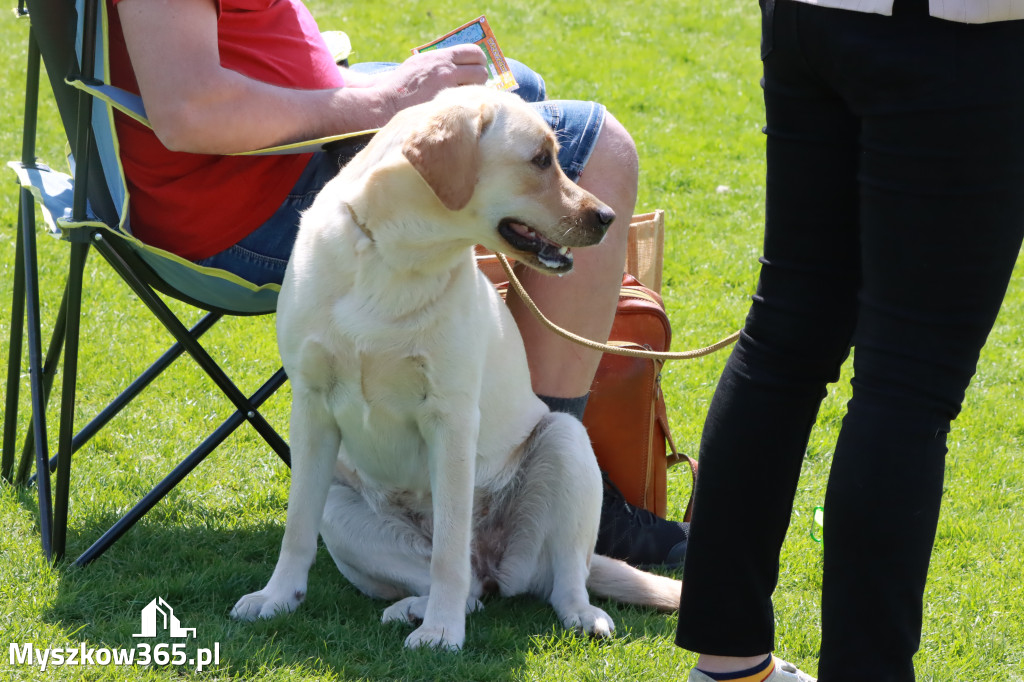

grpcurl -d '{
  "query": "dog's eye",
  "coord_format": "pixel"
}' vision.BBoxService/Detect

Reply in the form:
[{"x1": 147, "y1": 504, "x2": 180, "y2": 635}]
[{"x1": 532, "y1": 150, "x2": 553, "y2": 170}]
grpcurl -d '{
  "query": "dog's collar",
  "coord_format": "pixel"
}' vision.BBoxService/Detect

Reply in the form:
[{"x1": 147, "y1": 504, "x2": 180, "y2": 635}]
[{"x1": 343, "y1": 201, "x2": 374, "y2": 242}]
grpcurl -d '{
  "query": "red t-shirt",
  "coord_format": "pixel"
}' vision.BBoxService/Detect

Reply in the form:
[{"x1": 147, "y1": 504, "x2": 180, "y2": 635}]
[{"x1": 107, "y1": 0, "x2": 345, "y2": 260}]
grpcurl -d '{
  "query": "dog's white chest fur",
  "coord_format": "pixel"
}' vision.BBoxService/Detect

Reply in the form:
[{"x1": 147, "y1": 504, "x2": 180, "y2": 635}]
[
  {"x1": 283, "y1": 237, "x2": 540, "y2": 502},
  {"x1": 325, "y1": 345, "x2": 434, "y2": 496}
]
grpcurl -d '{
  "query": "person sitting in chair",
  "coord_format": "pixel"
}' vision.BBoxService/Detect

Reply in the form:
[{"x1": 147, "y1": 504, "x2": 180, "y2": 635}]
[{"x1": 109, "y1": 0, "x2": 688, "y2": 567}]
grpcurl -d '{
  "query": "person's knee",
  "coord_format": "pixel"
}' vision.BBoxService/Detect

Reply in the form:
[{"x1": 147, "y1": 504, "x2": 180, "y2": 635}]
[
  {"x1": 580, "y1": 112, "x2": 638, "y2": 243},
  {"x1": 593, "y1": 113, "x2": 639, "y2": 186}
]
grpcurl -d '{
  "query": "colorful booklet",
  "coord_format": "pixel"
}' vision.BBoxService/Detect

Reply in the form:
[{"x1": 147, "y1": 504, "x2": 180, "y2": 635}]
[{"x1": 413, "y1": 16, "x2": 518, "y2": 91}]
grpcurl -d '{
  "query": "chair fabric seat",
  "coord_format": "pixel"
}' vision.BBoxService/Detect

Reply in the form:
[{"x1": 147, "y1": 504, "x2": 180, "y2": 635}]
[{"x1": 9, "y1": 160, "x2": 281, "y2": 314}]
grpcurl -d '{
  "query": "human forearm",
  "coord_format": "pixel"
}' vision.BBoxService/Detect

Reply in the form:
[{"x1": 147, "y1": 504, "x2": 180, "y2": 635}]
[
  {"x1": 149, "y1": 52, "x2": 490, "y2": 154},
  {"x1": 145, "y1": 70, "x2": 390, "y2": 154},
  {"x1": 116, "y1": 0, "x2": 487, "y2": 155}
]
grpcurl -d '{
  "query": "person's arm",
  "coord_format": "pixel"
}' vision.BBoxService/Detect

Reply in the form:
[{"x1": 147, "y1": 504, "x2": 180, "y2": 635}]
[{"x1": 116, "y1": 0, "x2": 489, "y2": 154}]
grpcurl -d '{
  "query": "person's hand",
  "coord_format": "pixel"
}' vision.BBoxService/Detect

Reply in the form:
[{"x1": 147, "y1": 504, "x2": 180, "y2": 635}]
[{"x1": 370, "y1": 45, "x2": 489, "y2": 119}]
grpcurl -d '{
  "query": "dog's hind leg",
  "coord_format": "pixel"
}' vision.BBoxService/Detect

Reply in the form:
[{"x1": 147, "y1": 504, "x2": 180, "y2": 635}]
[
  {"x1": 231, "y1": 386, "x2": 341, "y2": 621},
  {"x1": 320, "y1": 479, "x2": 432, "y2": 601},
  {"x1": 379, "y1": 594, "x2": 485, "y2": 627},
  {"x1": 541, "y1": 414, "x2": 615, "y2": 637},
  {"x1": 319, "y1": 480, "x2": 486, "y2": 626},
  {"x1": 497, "y1": 413, "x2": 614, "y2": 637}
]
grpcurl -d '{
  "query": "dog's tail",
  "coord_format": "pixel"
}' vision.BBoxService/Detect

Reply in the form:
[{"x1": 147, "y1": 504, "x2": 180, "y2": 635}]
[{"x1": 587, "y1": 554, "x2": 680, "y2": 612}]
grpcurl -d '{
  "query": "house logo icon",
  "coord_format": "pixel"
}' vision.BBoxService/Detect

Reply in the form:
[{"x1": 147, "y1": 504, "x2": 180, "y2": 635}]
[{"x1": 133, "y1": 597, "x2": 196, "y2": 639}]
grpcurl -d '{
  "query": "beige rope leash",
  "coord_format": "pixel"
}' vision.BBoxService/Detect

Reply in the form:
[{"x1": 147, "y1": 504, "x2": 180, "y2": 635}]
[{"x1": 497, "y1": 253, "x2": 741, "y2": 361}]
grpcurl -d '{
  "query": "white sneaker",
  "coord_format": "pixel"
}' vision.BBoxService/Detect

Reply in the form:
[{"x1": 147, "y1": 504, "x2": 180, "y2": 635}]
[{"x1": 687, "y1": 656, "x2": 816, "y2": 682}]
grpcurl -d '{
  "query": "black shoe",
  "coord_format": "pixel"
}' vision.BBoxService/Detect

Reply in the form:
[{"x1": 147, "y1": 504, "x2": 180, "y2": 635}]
[{"x1": 594, "y1": 472, "x2": 689, "y2": 569}]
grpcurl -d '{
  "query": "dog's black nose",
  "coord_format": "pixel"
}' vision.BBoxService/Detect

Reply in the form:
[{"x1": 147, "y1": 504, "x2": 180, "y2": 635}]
[{"x1": 596, "y1": 206, "x2": 615, "y2": 232}]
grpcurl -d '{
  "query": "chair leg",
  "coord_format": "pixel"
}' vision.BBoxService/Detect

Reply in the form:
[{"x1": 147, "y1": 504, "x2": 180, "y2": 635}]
[
  {"x1": 2, "y1": 211, "x2": 26, "y2": 483},
  {"x1": 25, "y1": 311, "x2": 221, "y2": 483},
  {"x1": 74, "y1": 367, "x2": 289, "y2": 566},
  {"x1": 16, "y1": 279, "x2": 69, "y2": 484},
  {"x1": 51, "y1": 240, "x2": 89, "y2": 561},
  {"x1": 92, "y1": 233, "x2": 290, "y2": 459},
  {"x1": 66, "y1": 312, "x2": 221, "y2": 461},
  {"x1": 18, "y1": 186, "x2": 55, "y2": 561}
]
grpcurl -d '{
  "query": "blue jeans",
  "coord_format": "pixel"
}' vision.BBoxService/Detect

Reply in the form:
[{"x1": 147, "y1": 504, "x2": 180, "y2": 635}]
[
  {"x1": 676, "y1": 1, "x2": 1024, "y2": 680},
  {"x1": 195, "y1": 60, "x2": 606, "y2": 285}
]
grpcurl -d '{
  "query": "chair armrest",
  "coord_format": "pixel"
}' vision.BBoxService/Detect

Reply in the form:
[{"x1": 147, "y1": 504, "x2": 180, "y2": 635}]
[
  {"x1": 65, "y1": 76, "x2": 377, "y2": 156},
  {"x1": 66, "y1": 76, "x2": 150, "y2": 126}
]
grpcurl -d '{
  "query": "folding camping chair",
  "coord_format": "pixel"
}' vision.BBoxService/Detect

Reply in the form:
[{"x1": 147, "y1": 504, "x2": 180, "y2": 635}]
[{"x1": 2, "y1": 0, "x2": 370, "y2": 566}]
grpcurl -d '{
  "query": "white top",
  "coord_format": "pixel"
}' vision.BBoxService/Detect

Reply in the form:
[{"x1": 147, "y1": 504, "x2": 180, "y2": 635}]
[{"x1": 788, "y1": 0, "x2": 1024, "y2": 23}]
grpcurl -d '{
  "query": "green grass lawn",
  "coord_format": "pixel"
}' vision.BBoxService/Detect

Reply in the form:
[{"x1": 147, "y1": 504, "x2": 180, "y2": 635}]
[{"x1": 2, "y1": 1, "x2": 1022, "y2": 680}]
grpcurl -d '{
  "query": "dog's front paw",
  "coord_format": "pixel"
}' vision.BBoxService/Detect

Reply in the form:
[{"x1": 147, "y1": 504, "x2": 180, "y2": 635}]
[
  {"x1": 561, "y1": 604, "x2": 615, "y2": 639},
  {"x1": 404, "y1": 623, "x2": 464, "y2": 651},
  {"x1": 230, "y1": 587, "x2": 305, "y2": 621}
]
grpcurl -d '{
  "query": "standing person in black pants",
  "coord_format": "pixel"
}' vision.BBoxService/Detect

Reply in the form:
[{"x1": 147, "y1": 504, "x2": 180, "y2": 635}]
[{"x1": 676, "y1": 1, "x2": 1024, "y2": 680}]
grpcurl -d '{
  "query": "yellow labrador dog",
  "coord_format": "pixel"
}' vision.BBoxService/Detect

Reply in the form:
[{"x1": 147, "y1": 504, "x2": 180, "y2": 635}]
[{"x1": 231, "y1": 86, "x2": 680, "y2": 650}]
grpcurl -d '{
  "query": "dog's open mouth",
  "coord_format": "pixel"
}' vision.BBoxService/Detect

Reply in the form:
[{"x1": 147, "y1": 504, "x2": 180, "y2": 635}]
[{"x1": 498, "y1": 219, "x2": 573, "y2": 272}]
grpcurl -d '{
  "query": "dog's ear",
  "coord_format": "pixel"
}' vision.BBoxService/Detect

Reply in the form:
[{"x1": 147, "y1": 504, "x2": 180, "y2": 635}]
[{"x1": 402, "y1": 101, "x2": 494, "y2": 211}]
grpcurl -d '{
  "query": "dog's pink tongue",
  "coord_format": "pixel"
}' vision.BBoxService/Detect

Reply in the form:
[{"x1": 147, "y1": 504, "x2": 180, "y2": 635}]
[{"x1": 507, "y1": 222, "x2": 536, "y2": 239}]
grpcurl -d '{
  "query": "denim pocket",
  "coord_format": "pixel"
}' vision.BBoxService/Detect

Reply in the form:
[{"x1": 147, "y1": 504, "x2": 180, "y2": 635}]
[{"x1": 760, "y1": 0, "x2": 776, "y2": 60}]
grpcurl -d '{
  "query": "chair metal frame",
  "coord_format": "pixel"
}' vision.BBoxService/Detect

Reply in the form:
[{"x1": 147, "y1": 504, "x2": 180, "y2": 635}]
[{"x1": 3, "y1": 0, "x2": 291, "y2": 566}]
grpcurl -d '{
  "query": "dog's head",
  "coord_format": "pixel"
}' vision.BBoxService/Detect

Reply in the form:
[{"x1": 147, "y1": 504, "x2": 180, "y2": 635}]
[{"x1": 399, "y1": 86, "x2": 614, "y2": 275}]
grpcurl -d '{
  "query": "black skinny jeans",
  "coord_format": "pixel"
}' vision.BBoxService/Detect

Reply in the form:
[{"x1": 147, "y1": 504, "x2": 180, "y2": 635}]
[{"x1": 676, "y1": 1, "x2": 1024, "y2": 680}]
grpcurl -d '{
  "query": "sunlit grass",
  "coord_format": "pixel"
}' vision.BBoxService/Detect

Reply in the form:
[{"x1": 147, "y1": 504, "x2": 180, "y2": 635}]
[{"x1": 1, "y1": 2, "x2": 1021, "y2": 680}]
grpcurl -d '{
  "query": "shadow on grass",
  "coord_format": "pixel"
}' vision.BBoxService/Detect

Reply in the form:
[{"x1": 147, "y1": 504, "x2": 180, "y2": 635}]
[{"x1": 28, "y1": 498, "x2": 680, "y2": 681}]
